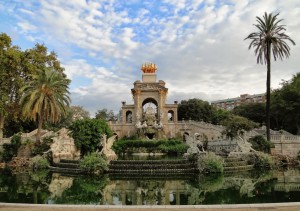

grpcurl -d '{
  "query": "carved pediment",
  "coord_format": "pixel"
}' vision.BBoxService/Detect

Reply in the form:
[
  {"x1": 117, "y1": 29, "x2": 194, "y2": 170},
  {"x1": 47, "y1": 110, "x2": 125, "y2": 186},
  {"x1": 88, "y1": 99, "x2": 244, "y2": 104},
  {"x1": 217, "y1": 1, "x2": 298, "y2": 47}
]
[{"x1": 136, "y1": 83, "x2": 167, "y2": 91}]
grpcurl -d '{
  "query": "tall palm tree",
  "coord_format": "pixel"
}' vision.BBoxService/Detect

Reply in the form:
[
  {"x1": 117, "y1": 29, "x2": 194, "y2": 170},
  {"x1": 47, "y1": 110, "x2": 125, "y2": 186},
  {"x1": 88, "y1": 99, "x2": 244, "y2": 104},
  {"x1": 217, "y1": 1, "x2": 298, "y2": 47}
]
[
  {"x1": 245, "y1": 12, "x2": 295, "y2": 141},
  {"x1": 20, "y1": 67, "x2": 71, "y2": 142}
]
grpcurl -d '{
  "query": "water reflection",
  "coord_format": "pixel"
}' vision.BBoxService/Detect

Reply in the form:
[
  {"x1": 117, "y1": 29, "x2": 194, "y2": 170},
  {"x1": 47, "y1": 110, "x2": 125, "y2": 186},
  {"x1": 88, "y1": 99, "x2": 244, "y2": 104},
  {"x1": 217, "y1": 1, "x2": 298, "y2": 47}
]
[{"x1": 0, "y1": 168, "x2": 300, "y2": 205}]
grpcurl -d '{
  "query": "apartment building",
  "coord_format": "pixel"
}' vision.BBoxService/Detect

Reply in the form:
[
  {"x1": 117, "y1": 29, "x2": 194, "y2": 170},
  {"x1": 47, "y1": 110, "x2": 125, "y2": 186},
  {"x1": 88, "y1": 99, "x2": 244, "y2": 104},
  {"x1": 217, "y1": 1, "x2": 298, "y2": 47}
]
[{"x1": 211, "y1": 93, "x2": 266, "y2": 110}]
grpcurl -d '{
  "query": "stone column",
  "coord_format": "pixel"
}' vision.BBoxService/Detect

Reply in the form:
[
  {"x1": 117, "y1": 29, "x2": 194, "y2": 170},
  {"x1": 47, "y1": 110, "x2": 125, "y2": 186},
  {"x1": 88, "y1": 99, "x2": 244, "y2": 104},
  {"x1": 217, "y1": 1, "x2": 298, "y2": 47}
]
[{"x1": 135, "y1": 90, "x2": 142, "y2": 122}]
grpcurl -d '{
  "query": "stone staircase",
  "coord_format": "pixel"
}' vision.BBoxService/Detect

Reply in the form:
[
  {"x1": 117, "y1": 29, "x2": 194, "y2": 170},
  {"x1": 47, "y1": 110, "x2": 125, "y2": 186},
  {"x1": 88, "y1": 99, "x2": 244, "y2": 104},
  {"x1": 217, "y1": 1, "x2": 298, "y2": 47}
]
[
  {"x1": 50, "y1": 159, "x2": 85, "y2": 174},
  {"x1": 223, "y1": 157, "x2": 253, "y2": 173},
  {"x1": 108, "y1": 159, "x2": 197, "y2": 178}
]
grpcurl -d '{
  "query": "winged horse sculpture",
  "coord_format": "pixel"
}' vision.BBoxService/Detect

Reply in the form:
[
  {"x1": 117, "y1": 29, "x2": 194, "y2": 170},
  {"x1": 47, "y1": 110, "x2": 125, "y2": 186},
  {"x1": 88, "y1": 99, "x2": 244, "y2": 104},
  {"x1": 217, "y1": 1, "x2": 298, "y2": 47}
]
[{"x1": 100, "y1": 134, "x2": 118, "y2": 161}]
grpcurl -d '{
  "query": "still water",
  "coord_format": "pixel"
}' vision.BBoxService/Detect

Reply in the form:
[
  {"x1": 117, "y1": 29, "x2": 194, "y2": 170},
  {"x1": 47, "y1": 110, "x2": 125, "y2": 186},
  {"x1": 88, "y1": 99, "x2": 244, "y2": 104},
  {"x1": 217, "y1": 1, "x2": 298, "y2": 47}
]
[{"x1": 0, "y1": 168, "x2": 299, "y2": 205}]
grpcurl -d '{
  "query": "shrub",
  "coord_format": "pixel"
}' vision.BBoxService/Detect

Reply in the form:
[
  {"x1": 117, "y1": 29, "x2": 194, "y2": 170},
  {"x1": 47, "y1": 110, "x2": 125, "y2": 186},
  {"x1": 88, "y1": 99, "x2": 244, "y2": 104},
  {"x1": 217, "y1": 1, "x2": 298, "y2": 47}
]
[
  {"x1": 197, "y1": 152, "x2": 224, "y2": 173},
  {"x1": 297, "y1": 150, "x2": 300, "y2": 161},
  {"x1": 254, "y1": 151, "x2": 275, "y2": 169},
  {"x1": 80, "y1": 152, "x2": 108, "y2": 174},
  {"x1": 158, "y1": 140, "x2": 188, "y2": 154},
  {"x1": 249, "y1": 135, "x2": 274, "y2": 153},
  {"x1": 112, "y1": 139, "x2": 188, "y2": 154},
  {"x1": 30, "y1": 155, "x2": 50, "y2": 170},
  {"x1": 2, "y1": 133, "x2": 21, "y2": 162},
  {"x1": 32, "y1": 136, "x2": 53, "y2": 156}
]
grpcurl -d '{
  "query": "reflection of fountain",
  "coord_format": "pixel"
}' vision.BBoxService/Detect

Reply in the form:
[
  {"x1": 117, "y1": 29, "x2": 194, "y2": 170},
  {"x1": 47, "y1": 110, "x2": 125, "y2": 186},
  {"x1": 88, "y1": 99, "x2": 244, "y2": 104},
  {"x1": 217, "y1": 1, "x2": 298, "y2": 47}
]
[{"x1": 48, "y1": 173, "x2": 73, "y2": 198}]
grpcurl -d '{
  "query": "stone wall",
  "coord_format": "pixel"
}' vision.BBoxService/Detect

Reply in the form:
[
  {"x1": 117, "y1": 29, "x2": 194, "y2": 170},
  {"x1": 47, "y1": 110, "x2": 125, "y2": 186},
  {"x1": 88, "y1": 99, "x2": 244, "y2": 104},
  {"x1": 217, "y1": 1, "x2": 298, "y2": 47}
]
[
  {"x1": 109, "y1": 120, "x2": 224, "y2": 140},
  {"x1": 0, "y1": 129, "x2": 56, "y2": 150},
  {"x1": 179, "y1": 120, "x2": 224, "y2": 141},
  {"x1": 270, "y1": 134, "x2": 300, "y2": 157}
]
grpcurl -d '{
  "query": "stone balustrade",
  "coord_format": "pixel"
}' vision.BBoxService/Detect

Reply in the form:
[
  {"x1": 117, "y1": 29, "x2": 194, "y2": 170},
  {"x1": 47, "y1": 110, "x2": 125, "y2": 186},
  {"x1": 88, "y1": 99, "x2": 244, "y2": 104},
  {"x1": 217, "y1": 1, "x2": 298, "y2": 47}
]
[{"x1": 269, "y1": 134, "x2": 300, "y2": 157}]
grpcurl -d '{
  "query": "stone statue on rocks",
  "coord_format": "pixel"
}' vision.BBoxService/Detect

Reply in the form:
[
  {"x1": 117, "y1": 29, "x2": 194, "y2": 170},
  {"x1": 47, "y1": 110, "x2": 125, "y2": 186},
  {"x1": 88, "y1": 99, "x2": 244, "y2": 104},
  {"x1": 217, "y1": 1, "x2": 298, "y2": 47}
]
[
  {"x1": 49, "y1": 128, "x2": 80, "y2": 163},
  {"x1": 228, "y1": 136, "x2": 256, "y2": 157},
  {"x1": 100, "y1": 134, "x2": 118, "y2": 162},
  {"x1": 184, "y1": 133, "x2": 206, "y2": 158}
]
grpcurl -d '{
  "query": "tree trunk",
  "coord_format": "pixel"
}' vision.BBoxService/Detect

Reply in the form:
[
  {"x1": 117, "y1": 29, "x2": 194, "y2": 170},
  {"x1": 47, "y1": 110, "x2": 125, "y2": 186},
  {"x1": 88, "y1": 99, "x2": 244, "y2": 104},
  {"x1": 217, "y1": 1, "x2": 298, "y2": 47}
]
[
  {"x1": 36, "y1": 114, "x2": 43, "y2": 144},
  {"x1": 266, "y1": 42, "x2": 271, "y2": 141},
  {"x1": 0, "y1": 114, "x2": 4, "y2": 139}
]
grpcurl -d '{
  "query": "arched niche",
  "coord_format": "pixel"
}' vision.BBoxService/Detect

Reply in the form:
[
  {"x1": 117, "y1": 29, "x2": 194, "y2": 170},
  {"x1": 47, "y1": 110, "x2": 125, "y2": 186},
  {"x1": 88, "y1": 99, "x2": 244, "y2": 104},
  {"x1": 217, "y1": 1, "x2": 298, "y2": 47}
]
[
  {"x1": 126, "y1": 110, "x2": 133, "y2": 123},
  {"x1": 168, "y1": 110, "x2": 174, "y2": 122},
  {"x1": 183, "y1": 132, "x2": 189, "y2": 142}
]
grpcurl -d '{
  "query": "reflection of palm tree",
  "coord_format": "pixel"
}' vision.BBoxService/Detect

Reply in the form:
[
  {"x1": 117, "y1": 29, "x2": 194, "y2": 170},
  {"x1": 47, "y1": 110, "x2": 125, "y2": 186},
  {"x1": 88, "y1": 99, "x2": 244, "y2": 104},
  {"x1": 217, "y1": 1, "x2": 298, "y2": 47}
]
[
  {"x1": 20, "y1": 68, "x2": 70, "y2": 142},
  {"x1": 245, "y1": 12, "x2": 295, "y2": 141}
]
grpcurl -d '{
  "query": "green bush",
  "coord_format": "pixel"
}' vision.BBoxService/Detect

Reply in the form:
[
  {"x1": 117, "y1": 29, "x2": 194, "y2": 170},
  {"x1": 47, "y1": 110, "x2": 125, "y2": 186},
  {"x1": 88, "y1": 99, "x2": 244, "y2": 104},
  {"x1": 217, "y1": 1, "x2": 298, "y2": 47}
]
[
  {"x1": 158, "y1": 140, "x2": 188, "y2": 154},
  {"x1": 249, "y1": 135, "x2": 274, "y2": 153},
  {"x1": 69, "y1": 118, "x2": 112, "y2": 156},
  {"x1": 2, "y1": 133, "x2": 21, "y2": 162},
  {"x1": 112, "y1": 139, "x2": 188, "y2": 154},
  {"x1": 297, "y1": 150, "x2": 300, "y2": 161},
  {"x1": 32, "y1": 136, "x2": 53, "y2": 156},
  {"x1": 197, "y1": 152, "x2": 224, "y2": 173},
  {"x1": 30, "y1": 155, "x2": 50, "y2": 169},
  {"x1": 254, "y1": 152, "x2": 275, "y2": 169},
  {"x1": 79, "y1": 152, "x2": 108, "y2": 174}
]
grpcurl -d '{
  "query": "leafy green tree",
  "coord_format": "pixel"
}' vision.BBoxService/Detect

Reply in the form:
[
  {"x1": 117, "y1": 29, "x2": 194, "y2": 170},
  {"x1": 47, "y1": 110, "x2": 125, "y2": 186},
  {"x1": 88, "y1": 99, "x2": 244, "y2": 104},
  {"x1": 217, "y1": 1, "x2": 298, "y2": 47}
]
[
  {"x1": 3, "y1": 117, "x2": 36, "y2": 137},
  {"x1": 19, "y1": 67, "x2": 71, "y2": 142},
  {"x1": 245, "y1": 12, "x2": 295, "y2": 141},
  {"x1": 70, "y1": 105, "x2": 90, "y2": 120},
  {"x1": 233, "y1": 103, "x2": 265, "y2": 125},
  {"x1": 178, "y1": 98, "x2": 213, "y2": 122},
  {"x1": 45, "y1": 105, "x2": 90, "y2": 131},
  {"x1": 271, "y1": 73, "x2": 300, "y2": 134},
  {"x1": 69, "y1": 118, "x2": 112, "y2": 156},
  {"x1": 0, "y1": 33, "x2": 24, "y2": 138},
  {"x1": 211, "y1": 107, "x2": 230, "y2": 125},
  {"x1": 270, "y1": 88, "x2": 286, "y2": 131},
  {"x1": 221, "y1": 115, "x2": 258, "y2": 140},
  {"x1": 95, "y1": 108, "x2": 117, "y2": 121},
  {"x1": 23, "y1": 43, "x2": 65, "y2": 77}
]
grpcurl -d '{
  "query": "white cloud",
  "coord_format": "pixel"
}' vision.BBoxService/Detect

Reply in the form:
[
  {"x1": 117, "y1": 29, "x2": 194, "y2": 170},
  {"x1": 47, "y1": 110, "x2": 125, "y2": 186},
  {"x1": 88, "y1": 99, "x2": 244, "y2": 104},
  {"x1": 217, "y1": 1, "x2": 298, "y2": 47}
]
[
  {"x1": 17, "y1": 22, "x2": 37, "y2": 32},
  {"x1": 2, "y1": 0, "x2": 300, "y2": 115}
]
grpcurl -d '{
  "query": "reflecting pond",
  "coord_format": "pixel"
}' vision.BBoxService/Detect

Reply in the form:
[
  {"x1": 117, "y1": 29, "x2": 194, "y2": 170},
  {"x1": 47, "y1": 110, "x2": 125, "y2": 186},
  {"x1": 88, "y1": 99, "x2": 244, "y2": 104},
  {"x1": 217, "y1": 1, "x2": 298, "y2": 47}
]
[{"x1": 0, "y1": 168, "x2": 300, "y2": 205}]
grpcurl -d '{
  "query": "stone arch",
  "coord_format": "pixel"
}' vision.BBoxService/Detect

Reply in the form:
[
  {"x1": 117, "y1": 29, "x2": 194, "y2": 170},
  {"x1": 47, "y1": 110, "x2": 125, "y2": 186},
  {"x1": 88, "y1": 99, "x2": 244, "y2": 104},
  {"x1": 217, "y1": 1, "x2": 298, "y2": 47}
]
[
  {"x1": 142, "y1": 98, "x2": 158, "y2": 111},
  {"x1": 168, "y1": 110, "x2": 174, "y2": 122},
  {"x1": 142, "y1": 98, "x2": 158, "y2": 120},
  {"x1": 126, "y1": 110, "x2": 133, "y2": 123},
  {"x1": 183, "y1": 132, "x2": 189, "y2": 142}
]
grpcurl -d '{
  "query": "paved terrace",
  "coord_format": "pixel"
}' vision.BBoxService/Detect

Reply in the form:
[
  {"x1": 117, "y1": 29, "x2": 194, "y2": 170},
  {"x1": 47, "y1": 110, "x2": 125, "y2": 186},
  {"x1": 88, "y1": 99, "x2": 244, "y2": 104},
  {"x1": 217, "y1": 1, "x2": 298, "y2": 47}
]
[{"x1": 0, "y1": 203, "x2": 300, "y2": 211}]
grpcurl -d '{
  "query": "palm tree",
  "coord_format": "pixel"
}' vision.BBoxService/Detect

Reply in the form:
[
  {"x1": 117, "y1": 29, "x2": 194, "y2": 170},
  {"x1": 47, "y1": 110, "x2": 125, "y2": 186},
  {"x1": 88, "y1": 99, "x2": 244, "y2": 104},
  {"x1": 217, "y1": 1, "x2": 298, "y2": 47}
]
[
  {"x1": 20, "y1": 67, "x2": 71, "y2": 142},
  {"x1": 245, "y1": 12, "x2": 295, "y2": 141}
]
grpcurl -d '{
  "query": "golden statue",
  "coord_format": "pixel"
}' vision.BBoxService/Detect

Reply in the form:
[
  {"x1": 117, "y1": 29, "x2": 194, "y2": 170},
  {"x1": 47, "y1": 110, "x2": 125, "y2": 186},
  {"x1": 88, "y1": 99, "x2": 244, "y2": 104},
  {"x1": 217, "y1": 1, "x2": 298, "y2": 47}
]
[{"x1": 141, "y1": 62, "x2": 157, "y2": 73}]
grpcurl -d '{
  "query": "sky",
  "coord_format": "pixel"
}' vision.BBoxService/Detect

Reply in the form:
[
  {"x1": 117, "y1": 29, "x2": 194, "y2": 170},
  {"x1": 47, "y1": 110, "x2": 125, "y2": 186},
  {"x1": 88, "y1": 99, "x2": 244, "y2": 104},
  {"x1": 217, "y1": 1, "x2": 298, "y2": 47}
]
[{"x1": 1, "y1": 0, "x2": 300, "y2": 116}]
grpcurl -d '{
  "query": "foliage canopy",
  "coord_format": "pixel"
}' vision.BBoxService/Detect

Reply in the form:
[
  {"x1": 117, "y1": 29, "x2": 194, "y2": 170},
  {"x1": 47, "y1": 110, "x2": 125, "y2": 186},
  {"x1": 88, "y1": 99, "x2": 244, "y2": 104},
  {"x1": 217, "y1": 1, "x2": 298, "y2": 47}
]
[{"x1": 69, "y1": 118, "x2": 112, "y2": 156}]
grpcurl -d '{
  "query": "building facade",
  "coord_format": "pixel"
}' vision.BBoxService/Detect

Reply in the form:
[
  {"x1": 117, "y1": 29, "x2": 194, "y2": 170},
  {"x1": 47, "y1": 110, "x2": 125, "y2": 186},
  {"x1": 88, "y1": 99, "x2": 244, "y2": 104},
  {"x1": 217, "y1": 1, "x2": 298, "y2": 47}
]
[
  {"x1": 109, "y1": 63, "x2": 225, "y2": 140},
  {"x1": 211, "y1": 93, "x2": 266, "y2": 110},
  {"x1": 109, "y1": 63, "x2": 180, "y2": 139}
]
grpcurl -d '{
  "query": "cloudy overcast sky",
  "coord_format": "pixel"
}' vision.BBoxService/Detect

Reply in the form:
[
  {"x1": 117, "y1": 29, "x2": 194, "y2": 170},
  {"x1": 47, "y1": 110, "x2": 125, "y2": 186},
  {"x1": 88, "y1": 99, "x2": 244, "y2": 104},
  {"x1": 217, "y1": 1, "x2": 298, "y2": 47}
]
[{"x1": 1, "y1": 0, "x2": 299, "y2": 116}]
